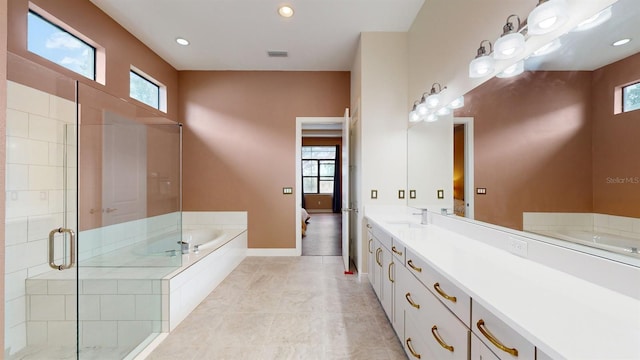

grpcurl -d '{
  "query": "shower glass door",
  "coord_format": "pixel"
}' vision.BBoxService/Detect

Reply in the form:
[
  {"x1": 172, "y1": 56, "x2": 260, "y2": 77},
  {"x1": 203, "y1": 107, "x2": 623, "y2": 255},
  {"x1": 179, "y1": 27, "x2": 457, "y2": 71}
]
[{"x1": 5, "y1": 55, "x2": 79, "y2": 358}]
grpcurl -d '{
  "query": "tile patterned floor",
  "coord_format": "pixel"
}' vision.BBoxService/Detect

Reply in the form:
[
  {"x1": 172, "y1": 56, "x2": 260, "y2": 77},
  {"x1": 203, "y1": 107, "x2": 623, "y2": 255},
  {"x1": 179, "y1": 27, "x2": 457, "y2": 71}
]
[{"x1": 147, "y1": 256, "x2": 407, "y2": 359}]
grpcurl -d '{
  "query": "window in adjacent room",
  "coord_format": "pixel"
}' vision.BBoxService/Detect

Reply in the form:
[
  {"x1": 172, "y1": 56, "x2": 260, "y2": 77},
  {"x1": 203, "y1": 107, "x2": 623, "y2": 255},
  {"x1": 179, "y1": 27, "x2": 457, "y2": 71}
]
[
  {"x1": 622, "y1": 81, "x2": 640, "y2": 113},
  {"x1": 302, "y1": 146, "x2": 336, "y2": 194},
  {"x1": 27, "y1": 10, "x2": 96, "y2": 80},
  {"x1": 130, "y1": 69, "x2": 161, "y2": 110}
]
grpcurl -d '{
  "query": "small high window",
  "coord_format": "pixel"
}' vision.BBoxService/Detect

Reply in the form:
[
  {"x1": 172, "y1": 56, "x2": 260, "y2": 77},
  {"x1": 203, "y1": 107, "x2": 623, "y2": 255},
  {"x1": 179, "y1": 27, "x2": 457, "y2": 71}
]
[
  {"x1": 130, "y1": 70, "x2": 161, "y2": 110},
  {"x1": 27, "y1": 10, "x2": 96, "y2": 80},
  {"x1": 622, "y1": 82, "x2": 640, "y2": 113}
]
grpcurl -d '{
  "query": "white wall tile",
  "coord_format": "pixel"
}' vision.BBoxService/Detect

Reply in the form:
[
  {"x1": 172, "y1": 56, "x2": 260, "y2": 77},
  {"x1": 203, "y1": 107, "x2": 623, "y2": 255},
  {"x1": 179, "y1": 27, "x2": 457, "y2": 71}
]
[
  {"x1": 77, "y1": 295, "x2": 100, "y2": 321},
  {"x1": 608, "y1": 214, "x2": 634, "y2": 233},
  {"x1": 117, "y1": 321, "x2": 153, "y2": 348},
  {"x1": 135, "y1": 295, "x2": 161, "y2": 320},
  {"x1": 47, "y1": 321, "x2": 76, "y2": 346},
  {"x1": 65, "y1": 295, "x2": 77, "y2": 321},
  {"x1": 25, "y1": 279, "x2": 48, "y2": 295},
  {"x1": 30, "y1": 295, "x2": 65, "y2": 321},
  {"x1": 7, "y1": 137, "x2": 50, "y2": 166},
  {"x1": 5, "y1": 217, "x2": 28, "y2": 246},
  {"x1": 100, "y1": 295, "x2": 135, "y2": 320},
  {"x1": 6, "y1": 164, "x2": 29, "y2": 191},
  {"x1": 118, "y1": 280, "x2": 152, "y2": 294},
  {"x1": 6, "y1": 269, "x2": 28, "y2": 300},
  {"x1": 26, "y1": 321, "x2": 47, "y2": 345},
  {"x1": 28, "y1": 165, "x2": 58, "y2": 191},
  {"x1": 82, "y1": 280, "x2": 117, "y2": 294},
  {"x1": 6, "y1": 108, "x2": 29, "y2": 137},
  {"x1": 28, "y1": 114, "x2": 60, "y2": 143},
  {"x1": 28, "y1": 214, "x2": 61, "y2": 242},
  {"x1": 6, "y1": 322, "x2": 27, "y2": 355},
  {"x1": 7, "y1": 81, "x2": 50, "y2": 117},
  {"x1": 81, "y1": 321, "x2": 118, "y2": 347},
  {"x1": 5, "y1": 296, "x2": 26, "y2": 328},
  {"x1": 49, "y1": 95, "x2": 76, "y2": 123},
  {"x1": 47, "y1": 280, "x2": 77, "y2": 295}
]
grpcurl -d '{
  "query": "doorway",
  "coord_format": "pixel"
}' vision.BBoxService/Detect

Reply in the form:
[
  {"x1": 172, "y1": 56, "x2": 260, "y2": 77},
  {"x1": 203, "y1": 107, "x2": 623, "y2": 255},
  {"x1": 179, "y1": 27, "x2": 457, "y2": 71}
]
[
  {"x1": 453, "y1": 117, "x2": 475, "y2": 219},
  {"x1": 295, "y1": 116, "x2": 350, "y2": 265}
]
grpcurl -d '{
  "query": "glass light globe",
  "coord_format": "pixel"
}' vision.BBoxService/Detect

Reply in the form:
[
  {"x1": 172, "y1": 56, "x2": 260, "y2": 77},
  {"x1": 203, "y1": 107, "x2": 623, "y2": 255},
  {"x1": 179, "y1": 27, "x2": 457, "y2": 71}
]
[
  {"x1": 528, "y1": 0, "x2": 568, "y2": 35},
  {"x1": 494, "y1": 32, "x2": 525, "y2": 60},
  {"x1": 469, "y1": 56, "x2": 495, "y2": 78}
]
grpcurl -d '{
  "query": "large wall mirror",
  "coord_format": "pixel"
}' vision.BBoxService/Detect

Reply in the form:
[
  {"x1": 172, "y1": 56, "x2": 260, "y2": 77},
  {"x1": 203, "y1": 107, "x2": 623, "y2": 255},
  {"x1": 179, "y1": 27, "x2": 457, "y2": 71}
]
[{"x1": 408, "y1": 0, "x2": 640, "y2": 266}]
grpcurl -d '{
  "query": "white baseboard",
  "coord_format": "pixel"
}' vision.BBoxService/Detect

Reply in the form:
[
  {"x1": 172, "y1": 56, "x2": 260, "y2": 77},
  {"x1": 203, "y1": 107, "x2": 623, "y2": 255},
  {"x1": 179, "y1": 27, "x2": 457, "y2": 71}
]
[{"x1": 247, "y1": 248, "x2": 300, "y2": 256}]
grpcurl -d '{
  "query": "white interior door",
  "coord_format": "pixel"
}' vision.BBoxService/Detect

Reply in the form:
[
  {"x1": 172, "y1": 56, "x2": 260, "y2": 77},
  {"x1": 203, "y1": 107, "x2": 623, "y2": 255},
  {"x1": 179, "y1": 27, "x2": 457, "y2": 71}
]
[
  {"x1": 341, "y1": 108, "x2": 351, "y2": 272},
  {"x1": 102, "y1": 112, "x2": 147, "y2": 226}
]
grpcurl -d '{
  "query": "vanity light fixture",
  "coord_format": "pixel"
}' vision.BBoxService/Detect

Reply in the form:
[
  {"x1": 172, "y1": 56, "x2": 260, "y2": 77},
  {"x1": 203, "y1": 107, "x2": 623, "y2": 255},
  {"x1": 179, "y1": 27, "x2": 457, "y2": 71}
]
[
  {"x1": 469, "y1": 40, "x2": 495, "y2": 78},
  {"x1": 416, "y1": 96, "x2": 429, "y2": 117},
  {"x1": 571, "y1": 6, "x2": 612, "y2": 32},
  {"x1": 496, "y1": 60, "x2": 524, "y2": 78},
  {"x1": 612, "y1": 38, "x2": 631, "y2": 47},
  {"x1": 426, "y1": 83, "x2": 445, "y2": 109},
  {"x1": 527, "y1": 0, "x2": 569, "y2": 35},
  {"x1": 448, "y1": 96, "x2": 465, "y2": 109},
  {"x1": 409, "y1": 101, "x2": 421, "y2": 123},
  {"x1": 530, "y1": 38, "x2": 561, "y2": 57},
  {"x1": 436, "y1": 107, "x2": 451, "y2": 116},
  {"x1": 494, "y1": 15, "x2": 525, "y2": 60},
  {"x1": 424, "y1": 113, "x2": 438, "y2": 122},
  {"x1": 278, "y1": 5, "x2": 294, "y2": 18},
  {"x1": 176, "y1": 37, "x2": 190, "y2": 46}
]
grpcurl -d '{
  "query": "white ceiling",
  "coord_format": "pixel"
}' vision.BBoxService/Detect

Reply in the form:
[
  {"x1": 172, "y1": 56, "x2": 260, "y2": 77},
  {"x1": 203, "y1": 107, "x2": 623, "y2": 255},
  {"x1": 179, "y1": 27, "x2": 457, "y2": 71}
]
[{"x1": 89, "y1": 0, "x2": 425, "y2": 71}]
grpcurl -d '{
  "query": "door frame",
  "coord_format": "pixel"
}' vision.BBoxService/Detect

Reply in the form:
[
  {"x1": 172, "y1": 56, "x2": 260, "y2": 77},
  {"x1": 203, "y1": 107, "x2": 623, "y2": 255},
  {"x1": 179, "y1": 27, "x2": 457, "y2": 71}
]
[
  {"x1": 453, "y1": 117, "x2": 475, "y2": 219},
  {"x1": 295, "y1": 116, "x2": 345, "y2": 256}
]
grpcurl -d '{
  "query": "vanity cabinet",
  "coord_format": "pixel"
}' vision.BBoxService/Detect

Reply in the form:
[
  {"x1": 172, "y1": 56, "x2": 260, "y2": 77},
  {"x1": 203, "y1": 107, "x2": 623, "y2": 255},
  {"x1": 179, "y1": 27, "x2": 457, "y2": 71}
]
[
  {"x1": 472, "y1": 301, "x2": 535, "y2": 359},
  {"x1": 399, "y1": 248, "x2": 470, "y2": 359},
  {"x1": 367, "y1": 223, "x2": 395, "y2": 323},
  {"x1": 471, "y1": 332, "x2": 500, "y2": 360}
]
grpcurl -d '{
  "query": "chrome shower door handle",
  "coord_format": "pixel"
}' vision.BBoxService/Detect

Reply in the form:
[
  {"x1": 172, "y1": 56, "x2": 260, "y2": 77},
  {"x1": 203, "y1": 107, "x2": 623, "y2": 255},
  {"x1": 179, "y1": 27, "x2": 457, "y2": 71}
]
[{"x1": 48, "y1": 227, "x2": 76, "y2": 270}]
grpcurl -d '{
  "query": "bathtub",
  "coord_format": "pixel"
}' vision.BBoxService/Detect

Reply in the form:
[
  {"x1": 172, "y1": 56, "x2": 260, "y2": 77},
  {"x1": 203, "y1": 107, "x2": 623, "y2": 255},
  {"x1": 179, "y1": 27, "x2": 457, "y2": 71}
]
[{"x1": 537, "y1": 229, "x2": 640, "y2": 257}]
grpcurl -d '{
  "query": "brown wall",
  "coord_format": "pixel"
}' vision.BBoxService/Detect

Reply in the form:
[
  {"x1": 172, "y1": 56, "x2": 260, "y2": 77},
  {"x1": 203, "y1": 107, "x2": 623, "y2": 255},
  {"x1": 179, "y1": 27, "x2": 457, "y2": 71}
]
[
  {"x1": 7, "y1": 0, "x2": 179, "y2": 121},
  {"x1": 179, "y1": 71, "x2": 350, "y2": 248},
  {"x1": 592, "y1": 52, "x2": 640, "y2": 217},
  {"x1": 302, "y1": 137, "x2": 342, "y2": 211},
  {"x1": 456, "y1": 71, "x2": 594, "y2": 230}
]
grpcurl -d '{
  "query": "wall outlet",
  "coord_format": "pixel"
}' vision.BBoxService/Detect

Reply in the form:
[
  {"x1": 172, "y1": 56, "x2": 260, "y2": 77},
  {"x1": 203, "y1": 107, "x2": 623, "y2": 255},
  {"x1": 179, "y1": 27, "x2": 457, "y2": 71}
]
[
  {"x1": 398, "y1": 190, "x2": 405, "y2": 199},
  {"x1": 509, "y1": 237, "x2": 528, "y2": 257},
  {"x1": 282, "y1": 187, "x2": 293, "y2": 194},
  {"x1": 371, "y1": 190, "x2": 378, "y2": 199}
]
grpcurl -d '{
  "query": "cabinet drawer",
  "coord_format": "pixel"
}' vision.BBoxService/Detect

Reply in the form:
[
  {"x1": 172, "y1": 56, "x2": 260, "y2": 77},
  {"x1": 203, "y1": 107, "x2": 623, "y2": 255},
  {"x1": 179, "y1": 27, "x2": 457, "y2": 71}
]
[
  {"x1": 397, "y1": 263, "x2": 430, "y2": 324},
  {"x1": 471, "y1": 332, "x2": 500, "y2": 360},
  {"x1": 404, "y1": 316, "x2": 431, "y2": 360},
  {"x1": 421, "y1": 284, "x2": 470, "y2": 360},
  {"x1": 405, "y1": 249, "x2": 471, "y2": 326},
  {"x1": 472, "y1": 301, "x2": 535, "y2": 360},
  {"x1": 367, "y1": 222, "x2": 393, "y2": 250},
  {"x1": 391, "y1": 239, "x2": 405, "y2": 264}
]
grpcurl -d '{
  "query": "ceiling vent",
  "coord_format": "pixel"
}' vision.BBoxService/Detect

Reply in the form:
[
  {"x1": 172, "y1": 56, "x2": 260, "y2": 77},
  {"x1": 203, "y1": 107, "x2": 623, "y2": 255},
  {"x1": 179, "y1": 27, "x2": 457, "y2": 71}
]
[{"x1": 267, "y1": 50, "x2": 289, "y2": 58}]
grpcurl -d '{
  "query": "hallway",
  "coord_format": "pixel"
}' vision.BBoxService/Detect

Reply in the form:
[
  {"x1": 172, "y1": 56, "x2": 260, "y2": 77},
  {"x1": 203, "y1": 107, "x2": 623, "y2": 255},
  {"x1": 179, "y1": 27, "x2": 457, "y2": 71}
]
[
  {"x1": 302, "y1": 213, "x2": 342, "y2": 256},
  {"x1": 147, "y1": 256, "x2": 406, "y2": 359}
]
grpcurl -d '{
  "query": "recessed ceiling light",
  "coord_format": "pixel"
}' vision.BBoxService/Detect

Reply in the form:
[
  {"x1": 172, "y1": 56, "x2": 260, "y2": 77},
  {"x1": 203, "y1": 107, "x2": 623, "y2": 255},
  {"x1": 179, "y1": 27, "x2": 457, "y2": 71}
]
[
  {"x1": 612, "y1": 38, "x2": 631, "y2": 47},
  {"x1": 278, "y1": 5, "x2": 294, "y2": 18},
  {"x1": 176, "y1": 37, "x2": 190, "y2": 46}
]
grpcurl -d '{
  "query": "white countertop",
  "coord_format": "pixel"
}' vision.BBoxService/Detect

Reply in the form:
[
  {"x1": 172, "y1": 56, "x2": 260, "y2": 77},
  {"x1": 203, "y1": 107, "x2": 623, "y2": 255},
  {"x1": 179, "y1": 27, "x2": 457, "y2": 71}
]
[{"x1": 365, "y1": 207, "x2": 640, "y2": 359}]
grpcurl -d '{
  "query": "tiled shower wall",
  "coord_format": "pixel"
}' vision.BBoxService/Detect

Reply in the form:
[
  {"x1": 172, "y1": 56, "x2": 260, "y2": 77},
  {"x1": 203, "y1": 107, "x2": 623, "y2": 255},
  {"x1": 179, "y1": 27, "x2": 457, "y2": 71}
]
[{"x1": 4, "y1": 81, "x2": 77, "y2": 354}]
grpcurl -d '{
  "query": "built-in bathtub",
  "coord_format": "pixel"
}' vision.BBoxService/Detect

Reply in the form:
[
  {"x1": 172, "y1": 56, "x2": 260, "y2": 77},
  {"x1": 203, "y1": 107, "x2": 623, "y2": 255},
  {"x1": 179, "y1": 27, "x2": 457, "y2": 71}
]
[
  {"x1": 24, "y1": 211, "x2": 248, "y2": 358},
  {"x1": 536, "y1": 229, "x2": 640, "y2": 258}
]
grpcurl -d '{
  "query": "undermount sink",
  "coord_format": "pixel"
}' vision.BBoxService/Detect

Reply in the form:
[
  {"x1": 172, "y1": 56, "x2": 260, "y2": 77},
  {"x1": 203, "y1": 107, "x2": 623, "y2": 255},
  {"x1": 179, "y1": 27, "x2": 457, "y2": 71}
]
[{"x1": 385, "y1": 220, "x2": 423, "y2": 229}]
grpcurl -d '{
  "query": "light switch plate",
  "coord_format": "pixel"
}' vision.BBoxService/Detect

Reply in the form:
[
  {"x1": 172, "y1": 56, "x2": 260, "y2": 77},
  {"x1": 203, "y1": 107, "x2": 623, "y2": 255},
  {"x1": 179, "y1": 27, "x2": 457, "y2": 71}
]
[
  {"x1": 283, "y1": 187, "x2": 293, "y2": 194},
  {"x1": 398, "y1": 190, "x2": 405, "y2": 199},
  {"x1": 409, "y1": 190, "x2": 416, "y2": 199},
  {"x1": 371, "y1": 190, "x2": 378, "y2": 199},
  {"x1": 437, "y1": 189, "x2": 444, "y2": 199}
]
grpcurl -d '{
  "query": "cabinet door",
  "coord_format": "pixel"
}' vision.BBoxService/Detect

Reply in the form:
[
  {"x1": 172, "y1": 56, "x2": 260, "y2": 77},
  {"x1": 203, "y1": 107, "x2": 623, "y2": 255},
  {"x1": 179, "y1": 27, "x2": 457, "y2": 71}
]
[
  {"x1": 471, "y1": 332, "x2": 500, "y2": 360},
  {"x1": 380, "y1": 245, "x2": 394, "y2": 320},
  {"x1": 393, "y1": 262, "x2": 411, "y2": 339},
  {"x1": 372, "y1": 239, "x2": 383, "y2": 301},
  {"x1": 367, "y1": 229, "x2": 376, "y2": 288}
]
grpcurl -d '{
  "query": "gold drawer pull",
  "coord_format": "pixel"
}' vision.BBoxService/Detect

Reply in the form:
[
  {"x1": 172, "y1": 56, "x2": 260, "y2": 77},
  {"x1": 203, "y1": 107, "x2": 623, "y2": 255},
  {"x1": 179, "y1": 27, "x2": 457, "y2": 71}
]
[
  {"x1": 376, "y1": 248, "x2": 382, "y2": 267},
  {"x1": 366, "y1": 223, "x2": 372, "y2": 229},
  {"x1": 477, "y1": 319, "x2": 519, "y2": 357},
  {"x1": 368, "y1": 239, "x2": 373, "y2": 254},
  {"x1": 405, "y1": 292, "x2": 420, "y2": 309},
  {"x1": 407, "y1": 259, "x2": 422, "y2": 272},
  {"x1": 433, "y1": 282, "x2": 457, "y2": 303},
  {"x1": 431, "y1": 325, "x2": 454, "y2": 352},
  {"x1": 388, "y1": 262, "x2": 395, "y2": 282},
  {"x1": 405, "y1": 338, "x2": 421, "y2": 359},
  {"x1": 392, "y1": 245, "x2": 403, "y2": 256}
]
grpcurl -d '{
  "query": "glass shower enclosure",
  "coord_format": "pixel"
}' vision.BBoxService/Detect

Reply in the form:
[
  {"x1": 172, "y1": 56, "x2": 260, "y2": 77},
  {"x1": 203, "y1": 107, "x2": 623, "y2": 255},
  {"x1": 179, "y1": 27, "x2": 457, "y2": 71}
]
[{"x1": 4, "y1": 54, "x2": 182, "y2": 359}]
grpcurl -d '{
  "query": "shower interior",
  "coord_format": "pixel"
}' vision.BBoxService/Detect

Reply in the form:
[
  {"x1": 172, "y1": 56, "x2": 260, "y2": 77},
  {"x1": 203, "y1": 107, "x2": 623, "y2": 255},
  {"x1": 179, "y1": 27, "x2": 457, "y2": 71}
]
[{"x1": 4, "y1": 54, "x2": 182, "y2": 359}]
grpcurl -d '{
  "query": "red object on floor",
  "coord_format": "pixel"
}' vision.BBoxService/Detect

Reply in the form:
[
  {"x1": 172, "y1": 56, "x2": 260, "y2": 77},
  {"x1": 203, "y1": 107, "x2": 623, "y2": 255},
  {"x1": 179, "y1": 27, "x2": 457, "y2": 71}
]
[{"x1": 344, "y1": 271, "x2": 354, "y2": 275}]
